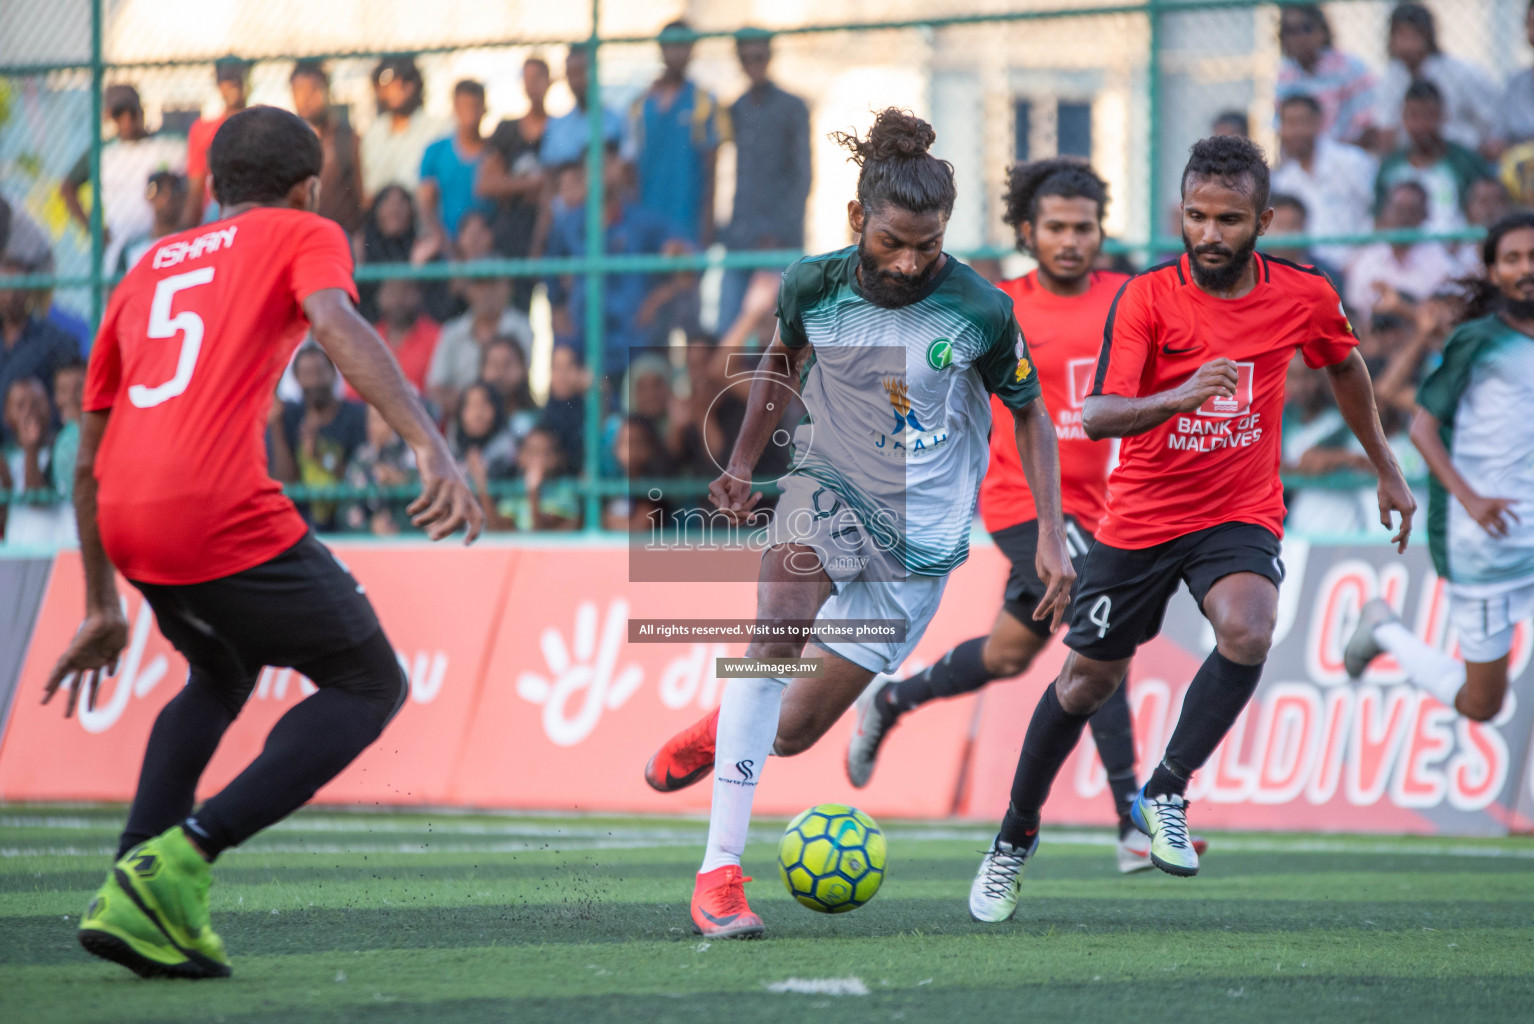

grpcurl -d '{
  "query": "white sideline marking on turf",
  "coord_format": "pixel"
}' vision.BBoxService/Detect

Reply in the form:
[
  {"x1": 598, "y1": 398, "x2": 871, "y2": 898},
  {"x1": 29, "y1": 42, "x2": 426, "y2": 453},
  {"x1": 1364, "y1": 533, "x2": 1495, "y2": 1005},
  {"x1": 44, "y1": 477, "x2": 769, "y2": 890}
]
[
  {"x1": 0, "y1": 839, "x2": 700, "y2": 858},
  {"x1": 4, "y1": 817, "x2": 1531, "y2": 860},
  {"x1": 766, "y1": 978, "x2": 869, "y2": 996}
]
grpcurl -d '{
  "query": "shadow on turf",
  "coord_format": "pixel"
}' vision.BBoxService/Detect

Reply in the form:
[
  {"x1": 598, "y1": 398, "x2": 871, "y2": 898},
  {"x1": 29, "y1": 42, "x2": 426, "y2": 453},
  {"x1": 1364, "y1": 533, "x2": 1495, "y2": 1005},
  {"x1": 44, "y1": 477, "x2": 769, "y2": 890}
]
[{"x1": 8, "y1": 892, "x2": 1530, "y2": 968}]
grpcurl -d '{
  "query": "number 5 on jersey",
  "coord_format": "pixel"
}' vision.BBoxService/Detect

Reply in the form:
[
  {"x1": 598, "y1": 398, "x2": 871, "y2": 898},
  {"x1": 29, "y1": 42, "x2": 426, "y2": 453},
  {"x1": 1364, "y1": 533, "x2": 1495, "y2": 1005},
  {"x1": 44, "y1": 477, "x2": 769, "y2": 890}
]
[{"x1": 129, "y1": 267, "x2": 215, "y2": 409}]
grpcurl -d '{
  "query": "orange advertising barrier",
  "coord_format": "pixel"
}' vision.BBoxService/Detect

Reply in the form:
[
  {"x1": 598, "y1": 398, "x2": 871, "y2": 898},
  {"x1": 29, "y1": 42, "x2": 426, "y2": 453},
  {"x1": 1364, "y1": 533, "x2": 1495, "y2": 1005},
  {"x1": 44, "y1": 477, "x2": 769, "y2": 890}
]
[
  {"x1": 447, "y1": 546, "x2": 999, "y2": 818},
  {"x1": 960, "y1": 539, "x2": 1534, "y2": 836},
  {"x1": 6, "y1": 538, "x2": 1531, "y2": 834},
  {"x1": 0, "y1": 542, "x2": 1002, "y2": 819},
  {"x1": 0, "y1": 547, "x2": 515, "y2": 807}
]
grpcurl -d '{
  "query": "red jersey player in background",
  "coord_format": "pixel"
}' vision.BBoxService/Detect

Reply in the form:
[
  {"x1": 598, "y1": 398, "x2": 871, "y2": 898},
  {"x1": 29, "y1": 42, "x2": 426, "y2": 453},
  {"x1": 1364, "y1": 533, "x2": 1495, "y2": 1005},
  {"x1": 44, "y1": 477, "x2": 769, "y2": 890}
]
[
  {"x1": 44, "y1": 106, "x2": 481, "y2": 979},
  {"x1": 968, "y1": 135, "x2": 1416, "y2": 923},
  {"x1": 844, "y1": 158, "x2": 1203, "y2": 874}
]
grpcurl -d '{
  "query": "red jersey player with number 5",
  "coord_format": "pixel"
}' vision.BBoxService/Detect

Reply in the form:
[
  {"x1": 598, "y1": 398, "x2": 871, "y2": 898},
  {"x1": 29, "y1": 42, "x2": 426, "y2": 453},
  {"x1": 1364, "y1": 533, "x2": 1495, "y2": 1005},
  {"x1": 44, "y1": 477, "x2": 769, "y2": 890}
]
[
  {"x1": 968, "y1": 135, "x2": 1416, "y2": 923},
  {"x1": 44, "y1": 107, "x2": 482, "y2": 979}
]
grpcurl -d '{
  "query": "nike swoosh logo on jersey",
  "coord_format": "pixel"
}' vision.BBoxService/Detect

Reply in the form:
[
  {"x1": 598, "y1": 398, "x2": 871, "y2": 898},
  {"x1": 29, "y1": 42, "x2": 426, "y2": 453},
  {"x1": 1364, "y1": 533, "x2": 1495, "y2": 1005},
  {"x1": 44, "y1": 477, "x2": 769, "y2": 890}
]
[{"x1": 1161, "y1": 344, "x2": 1200, "y2": 355}]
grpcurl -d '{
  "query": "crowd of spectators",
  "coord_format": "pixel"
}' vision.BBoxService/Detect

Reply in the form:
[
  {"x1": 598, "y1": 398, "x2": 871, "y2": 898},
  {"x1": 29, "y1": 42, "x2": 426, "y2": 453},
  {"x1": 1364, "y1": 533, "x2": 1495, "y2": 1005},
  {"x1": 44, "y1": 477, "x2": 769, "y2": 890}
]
[{"x1": 4, "y1": 6, "x2": 1534, "y2": 539}]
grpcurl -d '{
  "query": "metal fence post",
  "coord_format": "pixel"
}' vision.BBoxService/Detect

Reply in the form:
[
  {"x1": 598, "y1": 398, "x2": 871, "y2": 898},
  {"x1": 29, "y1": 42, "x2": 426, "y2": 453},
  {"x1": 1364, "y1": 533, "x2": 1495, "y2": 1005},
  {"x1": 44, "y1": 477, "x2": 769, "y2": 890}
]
[
  {"x1": 582, "y1": 0, "x2": 606, "y2": 531},
  {"x1": 89, "y1": 0, "x2": 105, "y2": 326}
]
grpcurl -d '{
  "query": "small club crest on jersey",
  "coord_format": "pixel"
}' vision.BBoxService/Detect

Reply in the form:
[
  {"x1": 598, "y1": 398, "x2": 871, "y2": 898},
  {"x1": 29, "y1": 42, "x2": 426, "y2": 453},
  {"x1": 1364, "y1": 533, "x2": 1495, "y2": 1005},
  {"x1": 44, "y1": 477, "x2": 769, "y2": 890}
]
[
  {"x1": 926, "y1": 338, "x2": 953, "y2": 371},
  {"x1": 1014, "y1": 356, "x2": 1034, "y2": 382}
]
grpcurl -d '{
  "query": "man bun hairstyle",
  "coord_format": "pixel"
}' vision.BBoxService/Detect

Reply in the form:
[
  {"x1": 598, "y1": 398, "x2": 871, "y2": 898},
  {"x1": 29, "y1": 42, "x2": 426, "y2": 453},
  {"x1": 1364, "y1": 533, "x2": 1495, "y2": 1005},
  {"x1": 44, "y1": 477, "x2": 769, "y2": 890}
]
[
  {"x1": 832, "y1": 108, "x2": 956, "y2": 218},
  {"x1": 210, "y1": 105, "x2": 323, "y2": 207},
  {"x1": 1181, "y1": 134, "x2": 1271, "y2": 212},
  {"x1": 1002, "y1": 157, "x2": 1109, "y2": 230}
]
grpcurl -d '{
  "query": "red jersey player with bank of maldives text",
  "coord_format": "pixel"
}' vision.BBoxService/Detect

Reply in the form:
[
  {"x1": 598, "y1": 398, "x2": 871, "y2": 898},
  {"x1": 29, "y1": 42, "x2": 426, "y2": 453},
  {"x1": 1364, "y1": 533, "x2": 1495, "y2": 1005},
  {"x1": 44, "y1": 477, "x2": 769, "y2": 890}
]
[
  {"x1": 44, "y1": 106, "x2": 481, "y2": 980},
  {"x1": 967, "y1": 135, "x2": 1415, "y2": 924}
]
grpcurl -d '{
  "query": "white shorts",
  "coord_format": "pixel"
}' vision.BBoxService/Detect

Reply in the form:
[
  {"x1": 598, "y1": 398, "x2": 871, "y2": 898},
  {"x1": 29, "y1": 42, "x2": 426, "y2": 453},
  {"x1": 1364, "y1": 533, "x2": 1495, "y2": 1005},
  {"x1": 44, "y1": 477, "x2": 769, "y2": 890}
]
[
  {"x1": 767, "y1": 474, "x2": 949, "y2": 675},
  {"x1": 1446, "y1": 576, "x2": 1534, "y2": 663}
]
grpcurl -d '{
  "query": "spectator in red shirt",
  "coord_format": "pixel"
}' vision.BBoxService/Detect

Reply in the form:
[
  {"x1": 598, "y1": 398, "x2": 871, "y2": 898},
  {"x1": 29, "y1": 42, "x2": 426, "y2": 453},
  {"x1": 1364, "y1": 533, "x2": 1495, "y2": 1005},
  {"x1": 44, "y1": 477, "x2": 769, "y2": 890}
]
[
  {"x1": 366, "y1": 278, "x2": 439, "y2": 397},
  {"x1": 183, "y1": 57, "x2": 251, "y2": 229}
]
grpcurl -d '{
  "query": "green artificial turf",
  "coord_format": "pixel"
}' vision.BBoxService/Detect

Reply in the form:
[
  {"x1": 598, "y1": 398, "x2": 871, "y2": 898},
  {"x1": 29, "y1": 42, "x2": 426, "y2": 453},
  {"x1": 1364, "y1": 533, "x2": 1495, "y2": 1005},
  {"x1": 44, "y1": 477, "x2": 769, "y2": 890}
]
[{"x1": 2, "y1": 806, "x2": 1531, "y2": 1023}]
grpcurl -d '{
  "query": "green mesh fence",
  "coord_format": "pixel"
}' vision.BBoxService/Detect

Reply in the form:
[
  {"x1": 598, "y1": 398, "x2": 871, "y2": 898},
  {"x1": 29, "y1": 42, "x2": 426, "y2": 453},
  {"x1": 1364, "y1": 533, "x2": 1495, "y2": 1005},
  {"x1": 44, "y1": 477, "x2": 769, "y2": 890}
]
[{"x1": 0, "y1": 0, "x2": 1523, "y2": 533}]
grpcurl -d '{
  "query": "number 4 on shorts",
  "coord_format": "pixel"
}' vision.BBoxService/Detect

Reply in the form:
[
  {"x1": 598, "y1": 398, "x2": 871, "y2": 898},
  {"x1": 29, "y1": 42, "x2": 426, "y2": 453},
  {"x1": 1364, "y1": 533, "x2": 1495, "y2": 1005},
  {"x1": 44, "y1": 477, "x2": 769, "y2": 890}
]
[{"x1": 1089, "y1": 596, "x2": 1112, "y2": 638}]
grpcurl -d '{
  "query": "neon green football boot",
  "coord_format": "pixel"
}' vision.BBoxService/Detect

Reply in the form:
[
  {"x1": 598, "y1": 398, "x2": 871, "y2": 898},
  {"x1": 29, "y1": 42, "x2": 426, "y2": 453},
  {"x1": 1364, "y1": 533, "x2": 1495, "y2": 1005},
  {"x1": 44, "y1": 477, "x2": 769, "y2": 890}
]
[
  {"x1": 78, "y1": 868, "x2": 203, "y2": 978},
  {"x1": 79, "y1": 826, "x2": 232, "y2": 978},
  {"x1": 1130, "y1": 787, "x2": 1200, "y2": 877}
]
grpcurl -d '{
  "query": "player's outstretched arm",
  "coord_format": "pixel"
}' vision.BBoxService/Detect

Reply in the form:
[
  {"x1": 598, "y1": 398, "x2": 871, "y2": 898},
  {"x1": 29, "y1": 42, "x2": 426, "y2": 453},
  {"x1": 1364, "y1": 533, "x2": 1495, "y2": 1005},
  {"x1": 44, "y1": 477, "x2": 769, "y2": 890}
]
[
  {"x1": 706, "y1": 325, "x2": 807, "y2": 519},
  {"x1": 1082, "y1": 358, "x2": 1239, "y2": 440},
  {"x1": 304, "y1": 288, "x2": 483, "y2": 544},
  {"x1": 1325, "y1": 349, "x2": 1415, "y2": 552},
  {"x1": 44, "y1": 409, "x2": 129, "y2": 717},
  {"x1": 1409, "y1": 406, "x2": 1517, "y2": 539},
  {"x1": 1011, "y1": 400, "x2": 1075, "y2": 631}
]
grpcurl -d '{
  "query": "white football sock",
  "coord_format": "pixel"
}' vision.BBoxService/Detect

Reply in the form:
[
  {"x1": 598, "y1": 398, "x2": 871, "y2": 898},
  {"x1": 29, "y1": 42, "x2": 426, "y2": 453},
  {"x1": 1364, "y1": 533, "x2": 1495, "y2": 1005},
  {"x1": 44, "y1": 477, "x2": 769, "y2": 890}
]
[
  {"x1": 1374, "y1": 620, "x2": 1466, "y2": 706},
  {"x1": 700, "y1": 675, "x2": 788, "y2": 874}
]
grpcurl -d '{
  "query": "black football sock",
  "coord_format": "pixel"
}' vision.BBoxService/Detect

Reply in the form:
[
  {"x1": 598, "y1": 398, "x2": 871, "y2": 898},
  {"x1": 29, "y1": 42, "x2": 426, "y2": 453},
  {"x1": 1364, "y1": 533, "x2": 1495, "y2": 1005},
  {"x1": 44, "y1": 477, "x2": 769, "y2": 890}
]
[
  {"x1": 998, "y1": 682, "x2": 1091, "y2": 847},
  {"x1": 117, "y1": 678, "x2": 238, "y2": 860},
  {"x1": 889, "y1": 637, "x2": 991, "y2": 715},
  {"x1": 1147, "y1": 650, "x2": 1265, "y2": 798},
  {"x1": 186, "y1": 631, "x2": 406, "y2": 860},
  {"x1": 1087, "y1": 679, "x2": 1140, "y2": 828}
]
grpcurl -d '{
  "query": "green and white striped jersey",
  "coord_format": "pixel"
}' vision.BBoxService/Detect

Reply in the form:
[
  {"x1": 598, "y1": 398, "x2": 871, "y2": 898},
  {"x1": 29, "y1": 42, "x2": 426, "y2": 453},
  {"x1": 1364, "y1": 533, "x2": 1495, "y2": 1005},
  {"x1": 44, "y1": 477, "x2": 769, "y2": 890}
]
[
  {"x1": 1418, "y1": 314, "x2": 1534, "y2": 584},
  {"x1": 774, "y1": 247, "x2": 1041, "y2": 575}
]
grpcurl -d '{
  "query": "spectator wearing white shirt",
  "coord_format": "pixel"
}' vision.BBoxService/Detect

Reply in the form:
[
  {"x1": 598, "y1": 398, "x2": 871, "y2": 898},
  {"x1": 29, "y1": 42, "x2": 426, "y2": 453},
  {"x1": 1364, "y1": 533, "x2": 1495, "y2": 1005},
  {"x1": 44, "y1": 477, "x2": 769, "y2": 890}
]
[
  {"x1": 1497, "y1": 2, "x2": 1534, "y2": 146},
  {"x1": 1265, "y1": 195, "x2": 1344, "y2": 288},
  {"x1": 1346, "y1": 180, "x2": 1460, "y2": 317},
  {"x1": 1272, "y1": 94, "x2": 1377, "y2": 269},
  {"x1": 1375, "y1": 4, "x2": 1499, "y2": 157},
  {"x1": 427, "y1": 277, "x2": 535, "y2": 416},
  {"x1": 360, "y1": 56, "x2": 444, "y2": 204},
  {"x1": 59, "y1": 85, "x2": 187, "y2": 274}
]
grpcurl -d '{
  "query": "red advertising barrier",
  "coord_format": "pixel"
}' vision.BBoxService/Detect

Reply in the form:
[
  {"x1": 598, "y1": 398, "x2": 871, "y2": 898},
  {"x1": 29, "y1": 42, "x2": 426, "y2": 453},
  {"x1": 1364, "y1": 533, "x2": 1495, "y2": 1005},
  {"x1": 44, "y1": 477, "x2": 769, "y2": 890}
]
[
  {"x1": 447, "y1": 545, "x2": 994, "y2": 819},
  {"x1": 961, "y1": 539, "x2": 1534, "y2": 835},
  {"x1": 2, "y1": 537, "x2": 1531, "y2": 834},
  {"x1": 0, "y1": 547, "x2": 515, "y2": 807}
]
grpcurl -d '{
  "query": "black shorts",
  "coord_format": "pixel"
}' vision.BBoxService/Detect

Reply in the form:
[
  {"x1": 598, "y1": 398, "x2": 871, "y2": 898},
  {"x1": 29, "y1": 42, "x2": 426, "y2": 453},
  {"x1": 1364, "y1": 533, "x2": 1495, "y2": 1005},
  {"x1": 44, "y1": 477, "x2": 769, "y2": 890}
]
[
  {"x1": 992, "y1": 515, "x2": 1095, "y2": 638},
  {"x1": 1063, "y1": 521, "x2": 1285, "y2": 662},
  {"x1": 130, "y1": 532, "x2": 384, "y2": 697}
]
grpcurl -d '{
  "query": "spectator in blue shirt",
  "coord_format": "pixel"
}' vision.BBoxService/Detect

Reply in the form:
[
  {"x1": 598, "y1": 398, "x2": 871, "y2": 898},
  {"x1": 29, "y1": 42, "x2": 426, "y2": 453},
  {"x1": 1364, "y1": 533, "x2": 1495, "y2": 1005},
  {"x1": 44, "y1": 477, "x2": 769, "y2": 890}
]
[
  {"x1": 541, "y1": 46, "x2": 626, "y2": 169},
  {"x1": 626, "y1": 20, "x2": 723, "y2": 247},
  {"x1": 544, "y1": 149, "x2": 693, "y2": 382},
  {"x1": 419, "y1": 80, "x2": 496, "y2": 254}
]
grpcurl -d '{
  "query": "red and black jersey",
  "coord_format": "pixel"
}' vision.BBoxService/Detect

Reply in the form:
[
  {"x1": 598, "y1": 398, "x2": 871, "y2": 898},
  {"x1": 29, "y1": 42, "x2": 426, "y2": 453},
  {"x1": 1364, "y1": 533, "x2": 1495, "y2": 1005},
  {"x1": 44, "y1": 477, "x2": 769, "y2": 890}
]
[
  {"x1": 86, "y1": 207, "x2": 358, "y2": 584},
  {"x1": 1091, "y1": 252, "x2": 1356, "y2": 549},
  {"x1": 979, "y1": 270, "x2": 1125, "y2": 534}
]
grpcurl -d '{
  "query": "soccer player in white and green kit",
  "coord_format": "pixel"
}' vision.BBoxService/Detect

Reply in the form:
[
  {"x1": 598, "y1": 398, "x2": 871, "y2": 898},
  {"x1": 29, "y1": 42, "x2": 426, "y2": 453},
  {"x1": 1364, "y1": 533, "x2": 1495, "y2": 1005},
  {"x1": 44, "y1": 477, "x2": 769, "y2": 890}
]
[
  {"x1": 655, "y1": 109, "x2": 1073, "y2": 939},
  {"x1": 1345, "y1": 212, "x2": 1534, "y2": 722}
]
